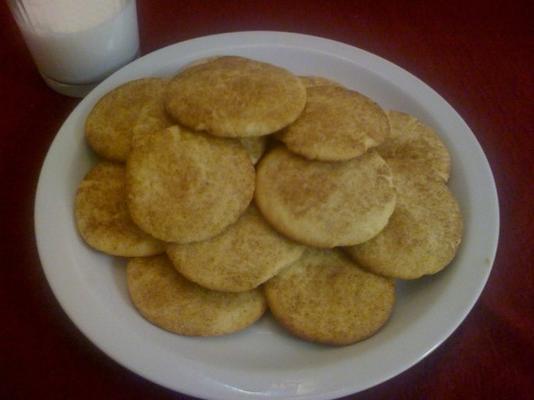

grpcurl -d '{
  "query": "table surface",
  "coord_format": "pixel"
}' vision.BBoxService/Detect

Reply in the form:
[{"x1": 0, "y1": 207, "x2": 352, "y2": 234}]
[{"x1": 1, "y1": 1, "x2": 532, "y2": 399}]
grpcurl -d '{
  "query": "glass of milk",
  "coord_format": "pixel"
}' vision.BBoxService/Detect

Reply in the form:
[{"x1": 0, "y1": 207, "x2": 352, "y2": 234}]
[{"x1": 8, "y1": 0, "x2": 140, "y2": 97}]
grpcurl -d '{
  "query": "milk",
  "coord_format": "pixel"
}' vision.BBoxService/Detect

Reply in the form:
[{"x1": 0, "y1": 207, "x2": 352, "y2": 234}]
[{"x1": 11, "y1": 0, "x2": 139, "y2": 87}]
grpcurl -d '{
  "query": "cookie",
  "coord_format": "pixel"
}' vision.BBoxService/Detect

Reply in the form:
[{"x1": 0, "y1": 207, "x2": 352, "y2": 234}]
[
  {"x1": 375, "y1": 111, "x2": 451, "y2": 181},
  {"x1": 74, "y1": 162, "x2": 164, "y2": 256},
  {"x1": 264, "y1": 249, "x2": 395, "y2": 345},
  {"x1": 279, "y1": 85, "x2": 389, "y2": 161},
  {"x1": 165, "y1": 56, "x2": 306, "y2": 137},
  {"x1": 255, "y1": 147, "x2": 396, "y2": 247},
  {"x1": 85, "y1": 78, "x2": 168, "y2": 161},
  {"x1": 167, "y1": 206, "x2": 305, "y2": 292},
  {"x1": 299, "y1": 75, "x2": 341, "y2": 88},
  {"x1": 126, "y1": 126, "x2": 255, "y2": 243},
  {"x1": 127, "y1": 255, "x2": 266, "y2": 336},
  {"x1": 345, "y1": 161, "x2": 463, "y2": 279}
]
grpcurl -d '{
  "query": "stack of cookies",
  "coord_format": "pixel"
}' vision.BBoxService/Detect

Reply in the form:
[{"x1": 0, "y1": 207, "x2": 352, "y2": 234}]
[{"x1": 75, "y1": 56, "x2": 463, "y2": 345}]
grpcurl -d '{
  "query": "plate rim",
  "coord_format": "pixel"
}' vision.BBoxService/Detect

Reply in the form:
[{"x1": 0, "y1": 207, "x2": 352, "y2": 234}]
[{"x1": 34, "y1": 30, "x2": 500, "y2": 400}]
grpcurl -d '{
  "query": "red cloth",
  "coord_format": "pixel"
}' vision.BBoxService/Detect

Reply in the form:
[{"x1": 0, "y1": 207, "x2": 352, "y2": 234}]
[{"x1": 0, "y1": 1, "x2": 532, "y2": 399}]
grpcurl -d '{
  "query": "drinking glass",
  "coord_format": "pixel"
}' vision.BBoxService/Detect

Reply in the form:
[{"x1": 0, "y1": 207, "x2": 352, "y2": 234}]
[{"x1": 8, "y1": 0, "x2": 140, "y2": 97}]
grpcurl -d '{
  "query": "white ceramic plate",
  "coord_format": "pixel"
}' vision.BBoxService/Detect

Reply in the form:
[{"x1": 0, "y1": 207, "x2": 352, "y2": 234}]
[{"x1": 34, "y1": 32, "x2": 499, "y2": 400}]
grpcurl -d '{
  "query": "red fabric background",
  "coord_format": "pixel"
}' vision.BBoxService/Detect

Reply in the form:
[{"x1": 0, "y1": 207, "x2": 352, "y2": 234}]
[{"x1": 0, "y1": 1, "x2": 532, "y2": 399}]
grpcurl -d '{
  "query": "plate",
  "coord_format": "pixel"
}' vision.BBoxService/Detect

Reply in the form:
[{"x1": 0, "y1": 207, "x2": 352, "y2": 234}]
[{"x1": 34, "y1": 31, "x2": 499, "y2": 400}]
